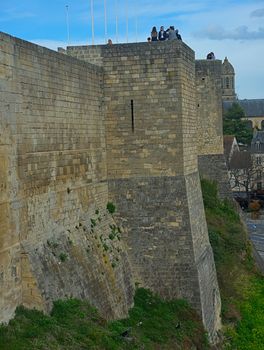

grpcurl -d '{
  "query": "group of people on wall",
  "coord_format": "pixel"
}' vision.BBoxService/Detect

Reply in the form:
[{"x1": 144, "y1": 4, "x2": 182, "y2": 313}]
[
  {"x1": 107, "y1": 27, "x2": 218, "y2": 60},
  {"x1": 148, "y1": 26, "x2": 182, "y2": 42},
  {"x1": 206, "y1": 52, "x2": 215, "y2": 59}
]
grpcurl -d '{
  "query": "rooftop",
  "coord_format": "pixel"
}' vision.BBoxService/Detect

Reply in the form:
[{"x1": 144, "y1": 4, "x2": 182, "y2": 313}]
[
  {"x1": 224, "y1": 135, "x2": 236, "y2": 161},
  {"x1": 223, "y1": 99, "x2": 264, "y2": 117}
]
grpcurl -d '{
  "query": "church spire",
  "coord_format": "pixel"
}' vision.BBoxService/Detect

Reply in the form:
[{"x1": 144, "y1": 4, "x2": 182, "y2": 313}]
[{"x1": 222, "y1": 57, "x2": 236, "y2": 101}]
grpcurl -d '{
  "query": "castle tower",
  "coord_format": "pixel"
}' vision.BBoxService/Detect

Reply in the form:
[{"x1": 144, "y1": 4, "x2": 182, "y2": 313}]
[
  {"x1": 0, "y1": 31, "x2": 223, "y2": 343},
  {"x1": 196, "y1": 59, "x2": 232, "y2": 199},
  {"x1": 0, "y1": 31, "x2": 134, "y2": 325},
  {"x1": 222, "y1": 57, "x2": 236, "y2": 101},
  {"x1": 67, "y1": 41, "x2": 221, "y2": 342}
]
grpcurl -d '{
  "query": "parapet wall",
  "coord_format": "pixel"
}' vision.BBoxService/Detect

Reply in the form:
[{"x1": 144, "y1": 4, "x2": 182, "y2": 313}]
[
  {"x1": 67, "y1": 45, "x2": 103, "y2": 67},
  {"x1": 0, "y1": 32, "x2": 134, "y2": 323}
]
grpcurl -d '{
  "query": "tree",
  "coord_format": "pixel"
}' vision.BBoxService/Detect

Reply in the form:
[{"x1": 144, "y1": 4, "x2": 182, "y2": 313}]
[
  {"x1": 224, "y1": 102, "x2": 245, "y2": 119},
  {"x1": 229, "y1": 151, "x2": 258, "y2": 202},
  {"x1": 223, "y1": 103, "x2": 253, "y2": 145}
]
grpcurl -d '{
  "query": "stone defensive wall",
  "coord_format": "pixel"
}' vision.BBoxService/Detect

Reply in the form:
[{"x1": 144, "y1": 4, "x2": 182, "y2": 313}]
[
  {"x1": 196, "y1": 60, "x2": 231, "y2": 198},
  {"x1": 67, "y1": 41, "x2": 221, "y2": 340},
  {"x1": 0, "y1": 31, "x2": 134, "y2": 324},
  {"x1": 0, "y1": 32, "x2": 228, "y2": 341}
]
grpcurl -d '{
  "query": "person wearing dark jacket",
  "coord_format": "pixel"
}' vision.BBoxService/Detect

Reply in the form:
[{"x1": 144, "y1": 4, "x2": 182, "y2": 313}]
[
  {"x1": 151, "y1": 26, "x2": 158, "y2": 41},
  {"x1": 207, "y1": 52, "x2": 215, "y2": 59},
  {"x1": 158, "y1": 26, "x2": 167, "y2": 41},
  {"x1": 175, "y1": 29, "x2": 182, "y2": 40}
]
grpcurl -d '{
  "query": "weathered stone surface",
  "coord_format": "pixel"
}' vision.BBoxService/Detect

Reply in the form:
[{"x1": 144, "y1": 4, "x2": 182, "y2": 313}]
[
  {"x1": 68, "y1": 42, "x2": 221, "y2": 341},
  {"x1": 0, "y1": 31, "x2": 134, "y2": 323},
  {"x1": 196, "y1": 59, "x2": 223, "y2": 156},
  {"x1": 198, "y1": 154, "x2": 232, "y2": 199},
  {"x1": 108, "y1": 173, "x2": 221, "y2": 341},
  {"x1": 0, "y1": 33, "x2": 225, "y2": 342},
  {"x1": 196, "y1": 60, "x2": 231, "y2": 199}
]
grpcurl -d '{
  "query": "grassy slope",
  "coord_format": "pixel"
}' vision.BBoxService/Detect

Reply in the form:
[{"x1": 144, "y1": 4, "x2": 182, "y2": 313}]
[
  {"x1": 1, "y1": 179, "x2": 263, "y2": 349},
  {"x1": 0, "y1": 288, "x2": 209, "y2": 350},
  {"x1": 201, "y1": 179, "x2": 264, "y2": 350}
]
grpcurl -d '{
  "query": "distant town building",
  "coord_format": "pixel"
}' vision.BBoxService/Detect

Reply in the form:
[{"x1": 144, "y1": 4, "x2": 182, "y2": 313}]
[
  {"x1": 224, "y1": 99, "x2": 264, "y2": 130},
  {"x1": 224, "y1": 132, "x2": 264, "y2": 194},
  {"x1": 222, "y1": 58, "x2": 264, "y2": 129},
  {"x1": 251, "y1": 131, "x2": 264, "y2": 190},
  {"x1": 228, "y1": 150, "x2": 253, "y2": 194},
  {"x1": 223, "y1": 135, "x2": 239, "y2": 165},
  {"x1": 222, "y1": 59, "x2": 264, "y2": 196},
  {"x1": 223, "y1": 135, "x2": 252, "y2": 193},
  {"x1": 221, "y1": 57, "x2": 236, "y2": 101}
]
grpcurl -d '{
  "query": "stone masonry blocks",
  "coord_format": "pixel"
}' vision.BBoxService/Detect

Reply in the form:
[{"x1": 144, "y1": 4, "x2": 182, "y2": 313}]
[
  {"x1": 0, "y1": 31, "x2": 134, "y2": 323},
  {"x1": 0, "y1": 33, "x2": 226, "y2": 342},
  {"x1": 68, "y1": 42, "x2": 222, "y2": 341},
  {"x1": 196, "y1": 60, "x2": 224, "y2": 156}
]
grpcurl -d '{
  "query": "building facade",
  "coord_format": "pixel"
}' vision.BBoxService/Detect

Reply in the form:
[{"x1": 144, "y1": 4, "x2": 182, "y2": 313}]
[
  {"x1": 251, "y1": 131, "x2": 264, "y2": 190},
  {"x1": 221, "y1": 57, "x2": 236, "y2": 102}
]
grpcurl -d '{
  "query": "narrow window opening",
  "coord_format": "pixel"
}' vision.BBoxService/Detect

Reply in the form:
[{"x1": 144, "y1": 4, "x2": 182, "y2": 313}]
[
  {"x1": 226, "y1": 77, "x2": 230, "y2": 89},
  {"x1": 131, "y1": 100, "x2": 134, "y2": 132}
]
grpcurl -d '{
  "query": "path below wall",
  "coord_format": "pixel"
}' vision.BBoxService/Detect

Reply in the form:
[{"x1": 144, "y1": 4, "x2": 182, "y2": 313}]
[{"x1": 245, "y1": 212, "x2": 264, "y2": 273}]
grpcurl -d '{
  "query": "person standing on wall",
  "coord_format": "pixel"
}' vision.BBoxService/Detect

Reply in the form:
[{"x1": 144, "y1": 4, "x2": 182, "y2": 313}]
[
  {"x1": 158, "y1": 26, "x2": 167, "y2": 41},
  {"x1": 206, "y1": 52, "x2": 215, "y2": 59},
  {"x1": 167, "y1": 26, "x2": 177, "y2": 40},
  {"x1": 175, "y1": 29, "x2": 182, "y2": 40},
  {"x1": 151, "y1": 26, "x2": 158, "y2": 41}
]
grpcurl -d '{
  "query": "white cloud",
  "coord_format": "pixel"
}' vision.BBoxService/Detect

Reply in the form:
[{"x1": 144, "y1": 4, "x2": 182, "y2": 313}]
[
  {"x1": 194, "y1": 25, "x2": 264, "y2": 40},
  {"x1": 188, "y1": 37, "x2": 264, "y2": 99},
  {"x1": 4, "y1": 0, "x2": 263, "y2": 100},
  {"x1": 29, "y1": 39, "x2": 67, "y2": 51},
  {"x1": 251, "y1": 8, "x2": 264, "y2": 17},
  {"x1": 30, "y1": 39, "x2": 90, "y2": 51}
]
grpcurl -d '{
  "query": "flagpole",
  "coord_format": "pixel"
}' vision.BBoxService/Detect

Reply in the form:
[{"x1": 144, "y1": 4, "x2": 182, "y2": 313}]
[
  {"x1": 66, "y1": 5, "x2": 70, "y2": 46},
  {"x1": 135, "y1": 11, "x2": 138, "y2": 43},
  {"x1": 125, "y1": 0, "x2": 128, "y2": 43},
  {"x1": 115, "y1": 0, "x2": 118, "y2": 43},
  {"x1": 90, "y1": 0, "x2": 94, "y2": 45},
  {"x1": 104, "y1": 0, "x2": 107, "y2": 43}
]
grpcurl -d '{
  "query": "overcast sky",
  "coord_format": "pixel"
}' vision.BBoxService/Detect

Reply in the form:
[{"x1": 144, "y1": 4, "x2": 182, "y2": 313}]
[{"x1": 1, "y1": 0, "x2": 264, "y2": 99}]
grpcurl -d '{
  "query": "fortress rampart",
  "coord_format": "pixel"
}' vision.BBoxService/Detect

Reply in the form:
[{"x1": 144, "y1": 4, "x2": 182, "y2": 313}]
[
  {"x1": 196, "y1": 60, "x2": 232, "y2": 198},
  {"x1": 0, "y1": 32, "x2": 134, "y2": 324},
  {"x1": 67, "y1": 42, "x2": 222, "y2": 338},
  {"x1": 0, "y1": 32, "x2": 229, "y2": 341}
]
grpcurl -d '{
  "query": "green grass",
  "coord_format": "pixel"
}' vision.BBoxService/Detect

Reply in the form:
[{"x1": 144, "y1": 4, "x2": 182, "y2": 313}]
[
  {"x1": 3, "y1": 179, "x2": 263, "y2": 349},
  {"x1": 226, "y1": 278, "x2": 264, "y2": 350},
  {"x1": 0, "y1": 289, "x2": 209, "y2": 350},
  {"x1": 201, "y1": 179, "x2": 264, "y2": 350}
]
